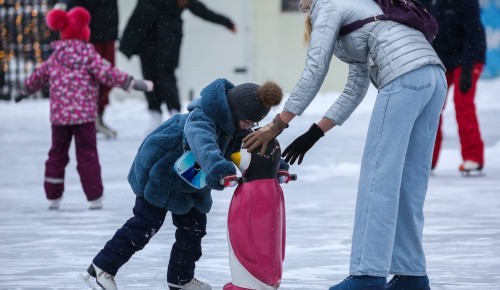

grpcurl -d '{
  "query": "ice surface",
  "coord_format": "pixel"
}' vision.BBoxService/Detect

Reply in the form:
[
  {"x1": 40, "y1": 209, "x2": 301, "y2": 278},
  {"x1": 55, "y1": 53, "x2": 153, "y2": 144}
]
[{"x1": 1, "y1": 80, "x2": 499, "y2": 289}]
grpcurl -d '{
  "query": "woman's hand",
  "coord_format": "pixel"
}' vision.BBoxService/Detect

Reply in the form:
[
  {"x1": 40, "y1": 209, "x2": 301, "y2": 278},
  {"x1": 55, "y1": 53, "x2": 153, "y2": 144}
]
[
  {"x1": 242, "y1": 114, "x2": 288, "y2": 156},
  {"x1": 242, "y1": 122, "x2": 279, "y2": 155},
  {"x1": 282, "y1": 123, "x2": 324, "y2": 165}
]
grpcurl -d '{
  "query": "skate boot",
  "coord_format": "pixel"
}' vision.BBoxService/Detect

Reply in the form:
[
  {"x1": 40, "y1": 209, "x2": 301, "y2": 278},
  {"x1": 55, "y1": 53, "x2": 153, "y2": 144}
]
[
  {"x1": 459, "y1": 160, "x2": 483, "y2": 176},
  {"x1": 80, "y1": 263, "x2": 117, "y2": 290},
  {"x1": 96, "y1": 114, "x2": 117, "y2": 139},
  {"x1": 329, "y1": 275, "x2": 386, "y2": 290},
  {"x1": 88, "y1": 196, "x2": 103, "y2": 210},
  {"x1": 48, "y1": 197, "x2": 62, "y2": 210},
  {"x1": 387, "y1": 275, "x2": 430, "y2": 290},
  {"x1": 168, "y1": 278, "x2": 212, "y2": 290}
]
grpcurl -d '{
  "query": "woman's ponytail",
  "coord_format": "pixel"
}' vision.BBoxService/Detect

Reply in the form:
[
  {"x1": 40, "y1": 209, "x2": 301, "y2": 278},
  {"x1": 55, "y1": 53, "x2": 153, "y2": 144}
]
[{"x1": 303, "y1": 13, "x2": 312, "y2": 46}]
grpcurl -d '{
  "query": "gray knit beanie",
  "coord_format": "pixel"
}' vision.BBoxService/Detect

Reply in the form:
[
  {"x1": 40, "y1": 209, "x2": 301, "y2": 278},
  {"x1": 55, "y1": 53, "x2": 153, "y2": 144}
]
[{"x1": 227, "y1": 81, "x2": 283, "y2": 123}]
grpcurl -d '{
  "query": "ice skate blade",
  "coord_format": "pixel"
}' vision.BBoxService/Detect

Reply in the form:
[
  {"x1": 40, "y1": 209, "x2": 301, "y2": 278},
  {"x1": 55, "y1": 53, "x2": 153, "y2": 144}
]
[
  {"x1": 460, "y1": 169, "x2": 484, "y2": 177},
  {"x1": 97, "y1": 132, "x2": 118, "y2": 140},
  {"x1": 79, "y1": 273, "x2": 99, "y2": 290},
  {"x1": 96, "y1": 126, "x2": 118, "y2": 140}
]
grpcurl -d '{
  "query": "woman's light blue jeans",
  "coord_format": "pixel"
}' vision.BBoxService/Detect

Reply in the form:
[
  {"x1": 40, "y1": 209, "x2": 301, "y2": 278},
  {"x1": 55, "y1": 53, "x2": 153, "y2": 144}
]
[{"x1": 349, "y1": 65, "x2": 447, "y2": 277}]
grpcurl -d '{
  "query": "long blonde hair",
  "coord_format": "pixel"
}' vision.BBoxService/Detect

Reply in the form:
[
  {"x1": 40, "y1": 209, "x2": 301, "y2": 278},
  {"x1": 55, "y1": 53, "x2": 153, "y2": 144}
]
[{"x1": 303, "y1": 13, "x2": 312, "y2": 45}]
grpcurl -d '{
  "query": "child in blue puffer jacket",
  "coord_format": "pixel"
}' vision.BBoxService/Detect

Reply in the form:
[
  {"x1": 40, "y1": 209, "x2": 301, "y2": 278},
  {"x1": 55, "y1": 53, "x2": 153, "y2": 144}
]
[{"x1": 83, "y1": 78, "x2": 286, "y2": 290}]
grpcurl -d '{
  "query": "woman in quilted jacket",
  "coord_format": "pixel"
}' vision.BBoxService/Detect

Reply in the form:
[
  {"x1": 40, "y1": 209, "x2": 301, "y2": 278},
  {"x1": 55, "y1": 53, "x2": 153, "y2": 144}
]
[
  {"x1": 21, "y1": 7, "x2": 153, "y2": 210},
  {"x1": 243, "y1": 0, "x2": 447, "y2": 289}
]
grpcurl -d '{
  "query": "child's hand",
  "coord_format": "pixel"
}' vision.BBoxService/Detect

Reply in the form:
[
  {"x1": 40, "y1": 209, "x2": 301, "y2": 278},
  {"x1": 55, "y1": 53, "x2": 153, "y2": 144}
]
[
  {"x1": 220, "y1": 175, "x2": 243, "y2": 187},
  {"x1": 206, "y1": 160, "x2": 237, "y2": 190},
  {"x1": 132, "y1": 80, "x2": 154, "y2": 92},
  {"x1": 144, "y1": 80, "x2": 154, "y2": 92}
]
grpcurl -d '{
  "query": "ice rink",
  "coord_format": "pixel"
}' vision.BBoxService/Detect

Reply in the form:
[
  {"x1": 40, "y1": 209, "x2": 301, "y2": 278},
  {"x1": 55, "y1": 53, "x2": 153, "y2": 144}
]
[{"x1": 1, "y1": 80, "x2": 499, "y2": 289}]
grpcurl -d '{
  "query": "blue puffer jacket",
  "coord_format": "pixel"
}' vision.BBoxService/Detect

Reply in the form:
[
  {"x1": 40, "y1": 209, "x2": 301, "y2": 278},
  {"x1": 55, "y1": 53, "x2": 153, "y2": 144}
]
[{"x1": 128, "y1": 78, "x2": 244, "y2": 214}]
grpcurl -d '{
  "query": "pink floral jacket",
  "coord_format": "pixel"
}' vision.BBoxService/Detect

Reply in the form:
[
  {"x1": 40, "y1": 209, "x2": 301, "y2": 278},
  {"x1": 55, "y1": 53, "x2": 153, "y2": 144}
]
[{"x1": 24, "y1": 40, "x2": 131, "y2": 125}]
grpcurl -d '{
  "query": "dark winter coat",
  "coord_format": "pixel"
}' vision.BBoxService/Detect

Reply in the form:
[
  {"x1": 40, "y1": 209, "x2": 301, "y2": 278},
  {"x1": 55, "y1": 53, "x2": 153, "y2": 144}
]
[
  {"x1": 119, "y1": 0, "x2": 234, "y2": 69},
  {"x1": 58, "y1": 0, "x2": 119, "y2": 43},
  {"x1": 421, "y1": 0, "x2": 486, "y2": 70},
  {"x1": 128, "y1": 78, "x2": 243, "y2": 215}
]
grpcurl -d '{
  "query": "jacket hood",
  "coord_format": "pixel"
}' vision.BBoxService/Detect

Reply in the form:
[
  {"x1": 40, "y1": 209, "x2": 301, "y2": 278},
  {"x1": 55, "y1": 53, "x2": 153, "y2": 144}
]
[
  {"x1": 50, "y1": 40, "x2": 93, "y2": 70},
  {"x1": 187, "y1": 78, "x2": 235, "y2": 135}
]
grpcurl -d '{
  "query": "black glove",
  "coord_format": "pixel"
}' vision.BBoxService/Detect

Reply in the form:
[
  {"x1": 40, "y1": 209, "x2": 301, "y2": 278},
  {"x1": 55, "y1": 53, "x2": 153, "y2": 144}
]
[
  {"x1": 14, "y1": 94, "x2": 27, "y2": 103},
  {"x1": 282, "y1": 123, "x2": 324, "y2": 165},
  {"x1": 459, "y1": 69, "x2": 472, "y2": 93},
  {"x1": 14, "y1": 90, "x2": 28, "y2": 103}
]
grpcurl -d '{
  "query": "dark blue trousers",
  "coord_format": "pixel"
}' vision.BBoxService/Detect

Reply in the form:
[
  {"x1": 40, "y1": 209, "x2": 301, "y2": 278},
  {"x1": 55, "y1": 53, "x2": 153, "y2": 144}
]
[{"x1": 92, "y1": 197, "x2": 207, "y2": 285}]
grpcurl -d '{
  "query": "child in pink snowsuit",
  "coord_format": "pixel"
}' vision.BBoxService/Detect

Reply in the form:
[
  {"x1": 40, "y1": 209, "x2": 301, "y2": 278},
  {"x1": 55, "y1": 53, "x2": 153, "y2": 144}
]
[{"x1": 20, "y1": 7, "x2": 153, "y2": 210}]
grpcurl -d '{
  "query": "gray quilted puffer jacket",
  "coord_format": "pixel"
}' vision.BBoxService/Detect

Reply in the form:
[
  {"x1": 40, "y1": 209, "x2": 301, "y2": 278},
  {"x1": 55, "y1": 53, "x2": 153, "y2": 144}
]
[{"x1": 285, "y1": 0, "x2": 445, "y2": 126}]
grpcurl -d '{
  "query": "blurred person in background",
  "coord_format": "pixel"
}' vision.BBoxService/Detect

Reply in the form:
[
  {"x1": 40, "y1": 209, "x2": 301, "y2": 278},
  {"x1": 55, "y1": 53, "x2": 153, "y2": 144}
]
[
  {"x1": 55, "y1": 0, "x2": 120, "y2": 139},
  {"x1": 54, "y1": 0, "x2": 118, "y2": 138},
  {"x1": 119, "y1": 0, "x2": 236, "y2": 134},
  {"x1": 18, "y1": 7, "x2": 152, "y2": 211},
  {"x1": 421, "y1": 0, "x2": 486, "y2": 175}
]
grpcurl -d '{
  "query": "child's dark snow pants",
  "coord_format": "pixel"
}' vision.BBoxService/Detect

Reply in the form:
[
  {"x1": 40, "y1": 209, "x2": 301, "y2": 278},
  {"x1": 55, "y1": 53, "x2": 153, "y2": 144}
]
[
  {"x1": 44, "y1": 122, "x2": 103, "y2": 201},
  {"x1": 92, "y1": 197, "x2": 207, "y2": 285}
]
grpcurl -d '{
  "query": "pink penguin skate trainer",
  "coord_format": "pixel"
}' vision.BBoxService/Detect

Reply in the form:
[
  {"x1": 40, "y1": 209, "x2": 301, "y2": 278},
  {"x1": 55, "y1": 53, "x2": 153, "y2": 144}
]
[{"x1": 224, "y1": 139, "x2": 295, "y2": 290}]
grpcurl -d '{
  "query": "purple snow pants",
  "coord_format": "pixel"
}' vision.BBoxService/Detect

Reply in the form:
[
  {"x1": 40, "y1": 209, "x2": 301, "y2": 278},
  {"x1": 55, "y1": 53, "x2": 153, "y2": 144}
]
[{"x1": 44, "y1": 122, "x2": 103, "y2": 201}]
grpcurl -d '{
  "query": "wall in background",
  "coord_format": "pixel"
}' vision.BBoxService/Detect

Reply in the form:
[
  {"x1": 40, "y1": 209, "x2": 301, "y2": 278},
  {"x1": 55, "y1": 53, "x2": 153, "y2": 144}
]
[
  {"x1": 115, "y1": 1, "x2": 348, "y2": 106},
  {"x1": 251, "y1": 0, "x2": 348, "y2": 95}
]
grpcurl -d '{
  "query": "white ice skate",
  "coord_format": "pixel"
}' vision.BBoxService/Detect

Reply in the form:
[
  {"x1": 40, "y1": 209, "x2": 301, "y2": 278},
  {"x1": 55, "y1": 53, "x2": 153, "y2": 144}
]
[
  {"x1": 459, "y1": 160, "x2": 483, "y2": 176},
  {"x1": 48, "y1": 198, "x2": 62, "y2": 210},
  {"x1": 80, "y1": 263, "x2": 117, "y2": 290},
  {"x1": 88, "y1": 196, "x2": 103, "y2": 210},
  {"x1": 168, "y1": 278, "x2": 212, "y2": 290}
]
